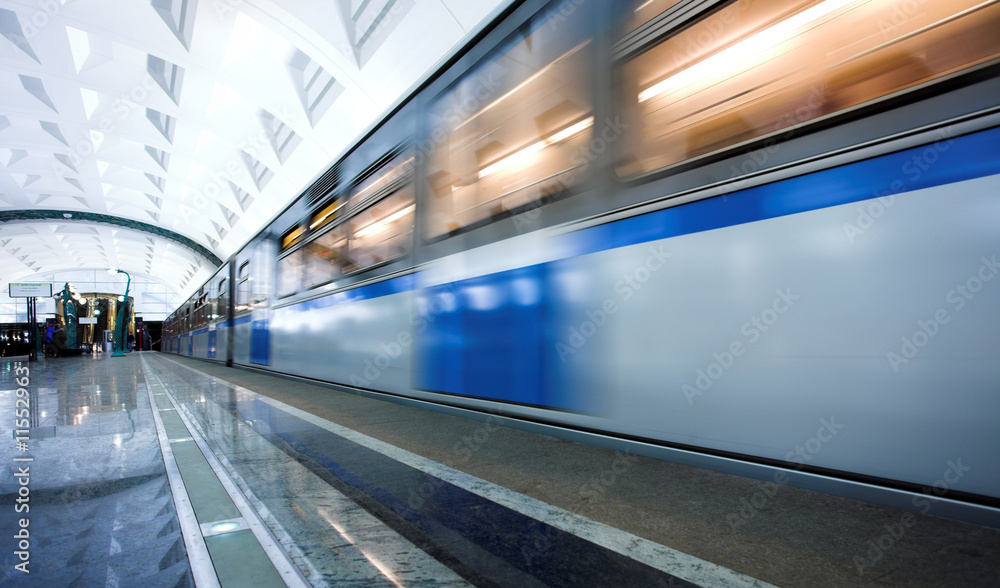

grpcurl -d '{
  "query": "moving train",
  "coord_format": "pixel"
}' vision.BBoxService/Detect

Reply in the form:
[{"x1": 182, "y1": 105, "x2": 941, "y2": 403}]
[{"x1": 164, "y1": 0, "x2": 1000, "y2": 525}]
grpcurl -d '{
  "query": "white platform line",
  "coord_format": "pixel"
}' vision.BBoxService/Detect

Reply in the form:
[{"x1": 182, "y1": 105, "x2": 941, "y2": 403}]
[
  {"x1": 157, "y1": 355, "x2": 777, "y2": 588},
  {"x1": 179, "y1": 416, "x2": 328, "y2": 587},
  {"x1": 139, "y1": 362, "x2": 220, "y2": 588},
  {"x1": 143, "y1": 355, "x2": 312, "y2": 588}
]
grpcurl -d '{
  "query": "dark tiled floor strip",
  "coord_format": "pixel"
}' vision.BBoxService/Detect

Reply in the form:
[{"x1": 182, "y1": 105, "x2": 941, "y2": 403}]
[
  {"x1": 229, "y1": 396, "x2": 698, "y2": 587},
  {"x1": 143, "y1": 359, "x2": 300, "y2": 587}
]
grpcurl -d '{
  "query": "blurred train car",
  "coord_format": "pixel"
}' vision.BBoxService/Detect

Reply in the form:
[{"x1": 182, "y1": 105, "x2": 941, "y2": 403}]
[
  {"x1": 164, "y1": 0, "x2": 1000, "y2": 525},
  {"x1": 163, "y1": 263, "x2": 230, "y2": 360}
]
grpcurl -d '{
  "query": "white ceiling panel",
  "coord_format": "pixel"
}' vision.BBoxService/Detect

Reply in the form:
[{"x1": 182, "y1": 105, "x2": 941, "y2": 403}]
[{"x1": 0, "y1": 0, "x2": 514, "y2": 306}]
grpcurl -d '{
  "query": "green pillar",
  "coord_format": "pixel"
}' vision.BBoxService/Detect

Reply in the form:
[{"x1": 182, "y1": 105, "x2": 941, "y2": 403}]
[
  {"x1": 109, "y1": 269, "x2": 131, "y2": 357},
  {"x1": 60, "y1": 283, "x2": 78, "y2": 350}
]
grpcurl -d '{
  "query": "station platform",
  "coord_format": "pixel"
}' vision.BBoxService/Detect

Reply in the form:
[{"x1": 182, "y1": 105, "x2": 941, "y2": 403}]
[{"x1": 1, "y1": 352, "x2": 999, "y2": 587}]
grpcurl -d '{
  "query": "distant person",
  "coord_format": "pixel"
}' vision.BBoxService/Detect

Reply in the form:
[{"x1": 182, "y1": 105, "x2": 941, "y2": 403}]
[
  {"x1": 51, "y1": 326, "x2": 67, "y2": 357},
  {"x1": 127, "y1": 332, "x2": 135, "y2": 352},
  {"x1": 44, "y1": 324, "x2": 58, "y2": 358}
]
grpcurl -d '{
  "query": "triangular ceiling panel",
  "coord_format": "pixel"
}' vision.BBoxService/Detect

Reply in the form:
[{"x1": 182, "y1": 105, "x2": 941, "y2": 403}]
[
  {"x1": 0, "y1": 0, "x2": 514, "y2": 305},
  {"x1": 0, "y1": 8, "x2": 40, "y2": 63},
  {"x1": 3, "y1": 148, "x2": 27, "y2": 166},
  {"x1": 152, "y1": 0, "x2": 198, "y2": 51},
  {"x1": 19, "y1": 75, "x2": 58, "y2": 112},
  {"x1": 39, "y1": 121, "x2": 68, "y2": 146}
]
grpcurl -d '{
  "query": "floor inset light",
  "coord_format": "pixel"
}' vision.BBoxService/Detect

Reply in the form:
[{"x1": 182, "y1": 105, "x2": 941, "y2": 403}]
[{"x1": 208, "y1": 521, "x2": 241, "y2": 534}]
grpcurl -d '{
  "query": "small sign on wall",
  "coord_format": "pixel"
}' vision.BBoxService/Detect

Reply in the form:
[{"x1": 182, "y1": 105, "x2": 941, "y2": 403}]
[{"x1": 9, "y1": 283, "x2": 53, "y2": 297}]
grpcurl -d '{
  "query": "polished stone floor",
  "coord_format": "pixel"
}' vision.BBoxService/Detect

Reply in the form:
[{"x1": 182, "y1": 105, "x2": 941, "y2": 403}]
[
  {"x1": 140, "y1": 355, "x2": 725, "y2": 587},
  {"x1": 0, "y1": 353, "x2": 191, "y2": 587},
  {"x1": 2, "y1": 352, "x2": 1000, "y2": 587},
  {"x1": 142, "y1": 355, "x2": 471, "y2": 587}
]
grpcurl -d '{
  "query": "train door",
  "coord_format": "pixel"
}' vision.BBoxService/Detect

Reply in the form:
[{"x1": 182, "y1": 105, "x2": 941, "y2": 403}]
[{"x1": 248, "y1": 236, "x2": 276, "y2": 365}]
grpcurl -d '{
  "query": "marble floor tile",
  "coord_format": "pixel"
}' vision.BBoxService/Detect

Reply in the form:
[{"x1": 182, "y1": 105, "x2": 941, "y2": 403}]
[{"x1": 0, "y1": 355, "x2": 192, "y2": 586}]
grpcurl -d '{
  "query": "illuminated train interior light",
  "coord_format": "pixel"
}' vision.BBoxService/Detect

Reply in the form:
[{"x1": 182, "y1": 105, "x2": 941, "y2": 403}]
[
  {"x1": 478, "y1": 116, "x2": 594, "y2": 180},
  {"x1": 353, "y1": 204, "x2": 416, "y2": 238},
  {"x1": 638, "y1": 0, "x2": 859, "y2": 103}
]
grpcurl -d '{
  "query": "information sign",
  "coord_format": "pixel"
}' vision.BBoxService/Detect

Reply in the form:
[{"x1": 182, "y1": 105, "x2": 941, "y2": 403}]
[{"x1": 9, "y1": 283, "x2": 53, "y2": 297}]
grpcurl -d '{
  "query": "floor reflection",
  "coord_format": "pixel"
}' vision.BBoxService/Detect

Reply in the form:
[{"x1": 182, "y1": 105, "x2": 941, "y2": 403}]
[{"x1": 0, "y1": 354, "x2": 191, "y2": 586}]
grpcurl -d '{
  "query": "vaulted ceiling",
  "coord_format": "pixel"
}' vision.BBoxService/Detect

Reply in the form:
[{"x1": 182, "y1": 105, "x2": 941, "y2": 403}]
[{"x1": 0, "y1": 0, "x2": 509, "y2": 303}]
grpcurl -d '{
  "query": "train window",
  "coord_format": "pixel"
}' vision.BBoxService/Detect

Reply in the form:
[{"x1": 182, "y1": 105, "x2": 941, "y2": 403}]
[
  {"x1": 247, "y1": 238, "x2": 276, "y2": 305},
  {"x1": 217, "y1": 277, "x2": 227, "y2": 319},
  {"x1": 348, "y1": 149, "x2": 412, "y2": 210},
  {"x1": 341, "y1": 150, "x2": 415, "y2": 272},
  {"x1": 425, "y1": 5, "x2": 595, "y2": 239},
  {"x1": 345, "y1": 190, "x2": 414, "y2": 273},
  {"x1": 626, "y1": 0, "x2": 685, "y2": 33},
  {"x1": 281, "y1": 225, "x2": 305, "y2": 251},
  {"x1": 303, "y1": 225, "x2": 347, "y2": 289},
  {"x1": 310, "y1": 196, "x2": 345, "y2": 232},
  {"x1": 276, "y1": 249, "x2": 304, "y2": 298},
  {"x1": 300, "y1": 150, "x2": 415, "y2": 284},
  {"x1": 196, "y1": 293, "x2": 207, "y2": 326},
  {"x1": 250, "y1": 239, "x2": 275, "y2": 305},
  {"x1": 617, "y1": 0, "x2": 1000, "y2": 177},
  {"x1": 236, "y1": 261, "x2": 250, "y2": 313}
]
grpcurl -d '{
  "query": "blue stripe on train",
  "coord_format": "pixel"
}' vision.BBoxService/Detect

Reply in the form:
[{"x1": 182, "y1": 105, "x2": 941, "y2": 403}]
[
  {"x1": 294, "y1": 274, "x2": 416, "y2": 312},
  {"x1": 277, "y1": 126, "x2": 1000, "y2": 407},
  {"x1": 418, "y1": 126, "x2": 1000, "y2": 407},
  {"x1": 572, "y1": 126, "x2": 1000, "y2": 256},
  {"x1": 286, "y1": 126, "x2": 1000, "y2": 311},
  {"x1": 418, "y1": 265, "x2": 548, "y2": 406},
  {"x1": 251, "y1": 319, "x2": 270, "y2": 365}
]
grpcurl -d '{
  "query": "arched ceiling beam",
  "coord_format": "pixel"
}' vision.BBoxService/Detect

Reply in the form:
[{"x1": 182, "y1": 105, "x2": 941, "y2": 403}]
[{"x1": 0, "y1": 209, "x2": 222, "y2": 267}]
